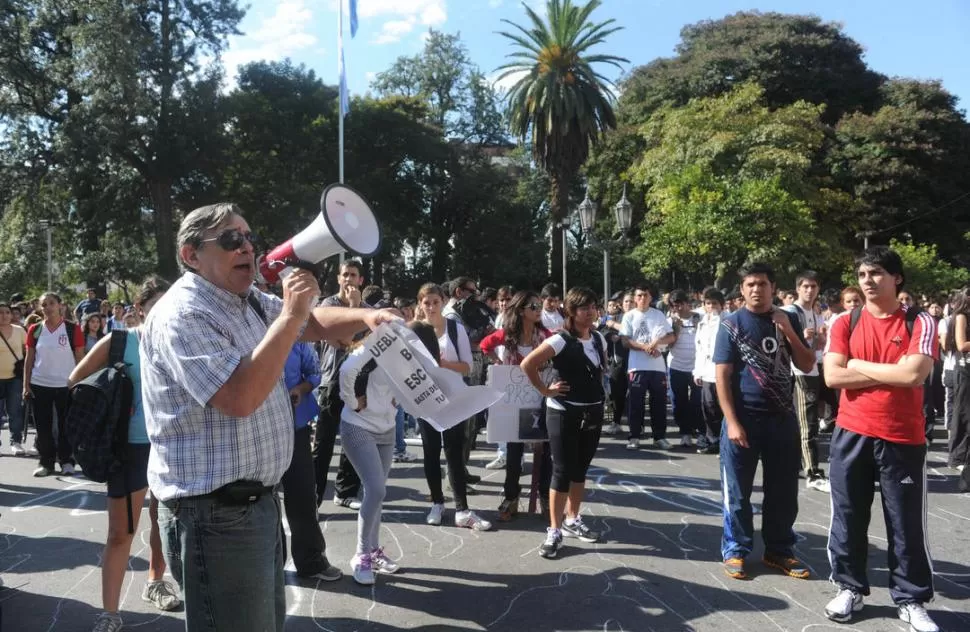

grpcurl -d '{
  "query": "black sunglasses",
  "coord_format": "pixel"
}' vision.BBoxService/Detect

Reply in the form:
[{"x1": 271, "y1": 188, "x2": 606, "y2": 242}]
[
  {"x1": 525, "y1": 302, "x2": 542, "y2": 311},
  {"x1": 201, "y1": 229, "x2": 257, "y2": 251},
  {"x1": 462, "y1": 286, "x2": 478, "y2": 294}
]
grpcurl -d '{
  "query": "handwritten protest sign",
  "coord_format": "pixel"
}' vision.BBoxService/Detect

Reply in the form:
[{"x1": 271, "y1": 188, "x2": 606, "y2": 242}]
[
  {"x1": 485, "y1": 365, "x2": 548, "y2": 443},
  {"x1": 363, "y1": 322, "x2": 502, "y2": 432}
]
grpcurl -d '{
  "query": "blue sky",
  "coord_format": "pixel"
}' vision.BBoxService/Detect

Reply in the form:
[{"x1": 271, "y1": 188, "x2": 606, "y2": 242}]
[{"x1": 222, "y1": 0, "x2": 970, "y2": 112}]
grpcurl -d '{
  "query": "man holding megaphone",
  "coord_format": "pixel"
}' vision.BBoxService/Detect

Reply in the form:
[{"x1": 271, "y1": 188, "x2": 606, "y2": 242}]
[{"x1": 140, "y1": 189, "x2": 391, "y2": 632}]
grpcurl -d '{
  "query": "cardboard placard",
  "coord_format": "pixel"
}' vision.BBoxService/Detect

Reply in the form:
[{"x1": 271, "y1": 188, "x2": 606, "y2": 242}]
[
  {"x1": 362, "y1": 322, "x2": 503, "y2": 432},
  {"x1": 485, "y1": 364, "x2": 548, "y2": 443}
]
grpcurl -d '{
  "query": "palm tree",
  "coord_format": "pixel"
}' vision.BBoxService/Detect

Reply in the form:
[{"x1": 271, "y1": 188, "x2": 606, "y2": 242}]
[{"x1": 496, "y1": 0, "x2": 627, "y2": 287}]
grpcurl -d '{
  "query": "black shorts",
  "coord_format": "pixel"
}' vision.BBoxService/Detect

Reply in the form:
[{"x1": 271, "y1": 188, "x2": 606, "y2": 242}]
[{"x1": 106, "y1": 443, "x2": 151, "y2": 498}]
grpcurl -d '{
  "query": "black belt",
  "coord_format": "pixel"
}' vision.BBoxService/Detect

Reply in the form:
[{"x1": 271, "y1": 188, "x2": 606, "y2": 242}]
[{"x1": 187, "y1": 480, "x2": 275, "y2": 506}]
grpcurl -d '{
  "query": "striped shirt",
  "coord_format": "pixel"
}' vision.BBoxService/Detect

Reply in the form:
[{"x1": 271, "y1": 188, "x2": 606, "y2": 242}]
[{"x1": 140, "y1": 272, "x2": 294, "y2": 501}]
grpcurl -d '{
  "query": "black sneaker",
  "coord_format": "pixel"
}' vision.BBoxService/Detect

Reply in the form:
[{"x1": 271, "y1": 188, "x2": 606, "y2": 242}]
[
  {"x1": 465, "y1": 472, "x2": 482, "y2": 484},
  {"x1": 539, "y1": 528, "x2": 563, "y2": 559},
  {"x1": 698, "y1": 443, "x2": 719, "y2": 455},
  {"x1": 561, "y1": 517, "x2": 599, "y2": 543}
]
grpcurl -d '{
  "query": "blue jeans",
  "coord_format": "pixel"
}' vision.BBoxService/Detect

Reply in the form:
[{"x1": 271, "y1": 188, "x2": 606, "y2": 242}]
[
  {"x1": 0, "y1": 378, "x2": 24, "y2": 444},
  {"x1": 394, "y1": 405, "x2": 412, "y2": 454},
  {"x1": 158, "y1": 493, "x2": 285, "y2": 631},
  {"x1": 719, "y1": 413, "x2": 800, "y2": 561}
]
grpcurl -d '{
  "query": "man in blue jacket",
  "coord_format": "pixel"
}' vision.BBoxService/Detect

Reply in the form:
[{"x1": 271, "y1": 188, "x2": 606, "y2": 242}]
[{"x1": 283, "y1": 342, "x2": 342, "y2": 581}]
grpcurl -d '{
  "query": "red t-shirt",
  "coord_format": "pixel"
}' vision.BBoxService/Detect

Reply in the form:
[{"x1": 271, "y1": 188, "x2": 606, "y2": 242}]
[{"x1": 826, "y1": 307, "x2": 938, "y2": 445}]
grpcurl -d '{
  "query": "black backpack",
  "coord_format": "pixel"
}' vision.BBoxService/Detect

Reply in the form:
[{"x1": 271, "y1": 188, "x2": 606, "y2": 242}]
[
  {"x1": 451, "y1": 297, "x2": 496, "y2": 345},
  {"x1": 66, "y1": 331, "x2": 135, "y2": 529}
]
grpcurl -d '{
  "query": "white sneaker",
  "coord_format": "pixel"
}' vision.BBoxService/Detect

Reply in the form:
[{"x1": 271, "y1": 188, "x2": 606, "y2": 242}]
[
  {"x1": 392, "y1": 451, "x2": 418, "y2": 463},
  {"x1": 654, "y1": 438, "x2": 672, "y2": 450},
  {"x1": 957, "y1": 464, "x2": 965, "y2": 473},
  {"x1": 603, "y1": 422, "x2": 621, "y2": 435},
  {"x1": 350, "y1": 553, "x2": 375, "y2": 586},
  {"x1": 626, "y1": 438, "x2": 640, "y2": 450},
  {"x1": 898, "y1": 603, "x2": 939, "y2": 632},
  {"x1": 370, "y1": 547, "x2": 400, "y2": 574},
  {"x1": 455, "y1": 510, "x2": 492, "y2": 531},
  {"x1": 33, "y1": 465, "x2": 54, "y2": 477},
  {"x1": 807, "y1": 475, "x2": 831, "y2": 493},
  {"x1": 824, "y1": 588, "x2": 863, "y2": 622},
  {"x1": 91, "y1": 612, "x2": 124, "y2": 632},
  {"x1": 680, "y1": 434, "x2": 693, "y2": 447},
  {"x1": 426, "y1": 503, "x2": 444, "y2": 525},
  {"x1": 485, "y1": 456, "x2": 506, "y2": 470},
  {"x1": 10, "y1": 442, "x2": 25, "y2": 456},
  {"x1": 60, "y1": 463, "x2": 76, "y2": 476}
]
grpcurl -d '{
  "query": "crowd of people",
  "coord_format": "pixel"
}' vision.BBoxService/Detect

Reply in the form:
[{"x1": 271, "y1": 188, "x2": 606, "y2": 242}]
[{"x1": 0, "y1": 202, "x2": 966, "y2": 632}]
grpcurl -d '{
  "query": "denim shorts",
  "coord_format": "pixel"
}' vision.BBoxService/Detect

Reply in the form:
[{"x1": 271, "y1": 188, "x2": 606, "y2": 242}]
[{"x1": 106, "y1": 443, "x2": 151, "y2": 498}]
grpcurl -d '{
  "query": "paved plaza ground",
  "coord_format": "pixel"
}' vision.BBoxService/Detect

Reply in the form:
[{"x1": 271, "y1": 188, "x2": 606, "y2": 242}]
[{"x1": 1, "y1": 425, "x2": 968, "y2": 632}]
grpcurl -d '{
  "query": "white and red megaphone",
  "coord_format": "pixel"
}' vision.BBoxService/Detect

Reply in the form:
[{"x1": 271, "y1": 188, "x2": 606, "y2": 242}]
[{"x1": 260, "y1": 184, "x2": 381, "y2": 284}]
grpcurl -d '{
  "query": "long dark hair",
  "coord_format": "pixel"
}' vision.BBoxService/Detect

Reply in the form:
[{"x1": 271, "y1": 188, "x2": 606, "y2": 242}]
[
  {"x1": 945, "y1": 288, "x2": 970, "y2": 353},
  {"x1": 562, "y1": 286, "x2": 598, "y2": 337},
  {"x1": 502, "y1": 291, "x2": 542, "y2": 348},
  {"x1": 81, "y1": 312, "x2": 104, "y2": 339}
]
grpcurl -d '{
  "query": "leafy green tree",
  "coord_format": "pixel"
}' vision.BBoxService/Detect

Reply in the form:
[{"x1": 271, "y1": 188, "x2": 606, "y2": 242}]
[
  {"x1": 372, "y1": 30, "x2": 510, "y2": 280},
  {"x1": 620, "y1": 11, "x2": 882, "y2": 126},
  {"x1": 829, "y1": 79, "x2": 970, "y2": 266},
  {"x1": 628, "y1": 84, "x2": 850, "y2": 283},
  {"x1": 497, "y1": 0, "x2": 627, "y2": 288},
  {"x1": 841, "y1": 239, "x2": 969, "y2": 299}
]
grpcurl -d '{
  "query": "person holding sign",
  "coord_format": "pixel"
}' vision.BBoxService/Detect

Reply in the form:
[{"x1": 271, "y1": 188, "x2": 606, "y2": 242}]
[
  {"x1": 521, "y1": 287, "x2": 608, "y2": 559},
  {"x1": 480, "y1": 290, "x2": 552, "y2": 521},
  {"x1": 336, "y1": 325, "x2": 419, "y2": 585},
  {"x1": 416, "y1": 283, "x2": 493, "y2": 531}
]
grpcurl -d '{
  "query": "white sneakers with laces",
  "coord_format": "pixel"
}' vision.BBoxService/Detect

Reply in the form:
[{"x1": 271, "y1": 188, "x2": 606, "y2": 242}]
[
  {"x1": 455, "y1": 510, "x2": 492, "y2": 531},
  {"x1": 426, "y1": 503, "x2": 445, "y2": 525},
  {"x1": 898, "y1": 603, "x2": 939, "y2": 632},
  {"x1": 370, "y1": 547, "x2": 400, "y2": 574},
  {"x1": 485, "y1": 456, "x2": 506, "y2": 470},
  {"x1": 824, "y1": 588, "x2": 863, "y2": 622},
  {"x1": 626, "y1": 438, "x2": 639, "y2": 450}
]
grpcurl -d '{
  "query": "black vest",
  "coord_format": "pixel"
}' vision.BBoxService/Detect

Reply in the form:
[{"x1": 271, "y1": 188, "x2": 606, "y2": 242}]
[{"x1": 550, "y1": 331, "x2": 607, "y2": 406}]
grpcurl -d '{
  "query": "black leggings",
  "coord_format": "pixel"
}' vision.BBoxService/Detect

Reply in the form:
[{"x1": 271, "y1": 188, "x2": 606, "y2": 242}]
[
  {"x1": 31, "y1": 384, "x2": 72, "y2": 470},
  {"x1": 546, "y1": 404, "x2": 603, "y2": 493},
  {"x1": 419, "y1": 419, "x2": 468, "y2": 511}
]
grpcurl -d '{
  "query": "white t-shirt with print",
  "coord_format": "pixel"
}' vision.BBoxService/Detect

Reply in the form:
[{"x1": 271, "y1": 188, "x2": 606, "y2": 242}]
[
  {"x1": 30, "y1": 322, "x2": 78, "y2": 388},
  {"x1": 544, "y1": 331, "x2": 607, "y2": 411},
  {"x1": 620, "y1": 308, "x2": 671, "y2": 373},
  {"x1": 783, "y1": 304, "x2": 822, "y2": 376},
  {"x1": 667, "y1": 313, "x2": 699, "y2": 373},
  {"x1": 541, "y1": 309, "x2": 564, "y2": 331}
]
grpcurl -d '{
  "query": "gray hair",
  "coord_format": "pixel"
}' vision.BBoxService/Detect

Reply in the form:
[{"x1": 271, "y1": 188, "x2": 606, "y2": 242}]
[{"x1": 176, "y1": 203, "x2": 243, "y2": 272}]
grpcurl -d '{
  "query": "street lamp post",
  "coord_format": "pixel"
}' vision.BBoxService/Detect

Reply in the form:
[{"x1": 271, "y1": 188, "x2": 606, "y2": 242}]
[
  {"x1": 38, "y1": 219, "x2": 53, "y2": 291},
  {"x1": 578, "y1": 185, "x2": 633, "y2": 301}
]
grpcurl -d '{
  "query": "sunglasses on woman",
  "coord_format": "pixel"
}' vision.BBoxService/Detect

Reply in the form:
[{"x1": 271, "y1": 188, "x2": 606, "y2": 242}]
[
  {"x1": 201, "y1": 228, "x2": 257, "y2": 251},
  {"x1": 525, "y1": 303, "x2": 542, "y2": 311}
]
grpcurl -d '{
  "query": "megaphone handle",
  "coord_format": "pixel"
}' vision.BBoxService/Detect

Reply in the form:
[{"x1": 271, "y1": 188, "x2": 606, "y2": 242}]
[{"x1": 276, "y1": 266, "x2": 321, "y2": 308}]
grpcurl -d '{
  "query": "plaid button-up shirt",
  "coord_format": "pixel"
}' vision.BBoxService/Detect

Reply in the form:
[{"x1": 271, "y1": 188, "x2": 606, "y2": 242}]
[{"x1": 140, "y1": 272, "x2": 294, "y2": 501}]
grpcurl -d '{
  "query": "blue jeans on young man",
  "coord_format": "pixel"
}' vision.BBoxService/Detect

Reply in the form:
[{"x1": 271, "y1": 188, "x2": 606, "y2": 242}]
[
  {"x1": 719, "y1": 412, "x2": 800, "y2": 561},
  {"x1": 158, "y1": 492, "x2": 285, "y2": 631},
  {"x1": 0, "y1": 377, "x2": 24, "y2": 444}
]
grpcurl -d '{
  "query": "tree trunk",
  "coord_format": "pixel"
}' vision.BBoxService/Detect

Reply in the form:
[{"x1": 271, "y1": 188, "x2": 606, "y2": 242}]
[
  {"x1": 548, "y1": 169, "x2": 571, "y2": 289},
  {"x1": 149, "y1": 178, "x2": 178, "y2": 280}
]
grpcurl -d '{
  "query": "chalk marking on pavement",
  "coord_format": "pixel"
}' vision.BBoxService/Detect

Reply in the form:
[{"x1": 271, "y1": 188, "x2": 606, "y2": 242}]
[
  {"x1": 12, "y1": 479, "x2": 99, "y2": 513},
  {"x1": 380, "y1": 523, "x2": 405, "y2": 561},
  {"x1": 683, "y1": 584, "x2": 744, "y2": 631},
  {"x1": 309, "y1": 578, "x2": 338, "y2": 632},
  {"x1": 936, "y1": 507, "x2": 970, "y2": 522},
  {"x1": 707, "y1": 572, "x2": 787, "y2": 632},
  {"x1": 485, "y1": 569, "x2": 570, "y2": 628},
  {"x1": 46, "y1": 553, "x2": 103, "y2": 632}
]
